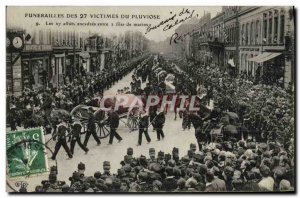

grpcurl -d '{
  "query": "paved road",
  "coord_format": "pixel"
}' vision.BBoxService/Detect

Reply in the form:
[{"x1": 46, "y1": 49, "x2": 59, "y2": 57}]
[{"x1": 7, "y1": 71, "x2": 199, "y2": 192}]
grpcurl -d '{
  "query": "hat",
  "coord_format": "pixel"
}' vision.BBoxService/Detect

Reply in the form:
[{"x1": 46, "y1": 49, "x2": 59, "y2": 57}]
[
  {"x1": 182, "y1": 155, "x2": 190, "y2": 162},
  {"x1": 149, "y1": 148, "x2": 155, "y2": 154},
  {"x1": 104, "y1": 177, "x2": 113, "y2": 186},
  {"x1": 168, "y1": 159, "x2": 176, "y2": 167},
  {"x1": 138, "y1": 172, "x2": 149, "y2": 181},
  {"x1": 124, "y1": 155, "x2": 132, "y2": 161},
  {"x1": 173, "y1": 167, "x2": 182, "y2": 177},
  {"x1": 117, "y1": 168, "x2": 126, "y2": 177},
  {"x1": 190, "y1": 143, "x2": 197, "y2": 151},
  {"x1": 123, "y1": 164, "x2": 132, "y2": 173},
  {"x1": 258, "y1": 143, "x2": 268, "y2": 151},
  {"x1": 103, "y1": 161, "x2": 110, "y2": 166},
  {"x1": 279, "y1": 179, "x2": 292, "y2": 191},
  {"x1": 158, "y1": 151, "x2": 164, "y2": 157},
  {"x1": 149, "y1": 172, "x2": 162, "y2": 181},
  {"x1": 127, "y1": 147, "x2": 133, "y2": 155},
  {"x1": 78, "y1": 162, "x2": 85, "y2": 170},
  {"x1": 152, "y1": 163, "x2": 162, "y2": 172},
  {"x1": 172, "y1": 147, "x2": 179, "y2": 155},
  {"x1": 152, "y1": 180, "x2": 162, "y2": 188},
  {"x1": 204, "y1": 155, "x2": 212, "y2": 162},
  {"x1": 94, "y1": 171, "x2": 102, "y2": 179},
  {"x1": 224, "y1": 166, "x2": 234, "y2": 177},
  {"x1": 177, "y1": 178, "x2": 186, "y2": 188}
]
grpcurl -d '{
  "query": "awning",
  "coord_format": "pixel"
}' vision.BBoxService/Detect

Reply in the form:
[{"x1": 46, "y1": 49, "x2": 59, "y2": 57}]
[
  {"x1": 79, "y1": 52, "x2": 90, "y2": 59},
  {"x1": 248, "y1": 53, "x2": 271, "y2": 62},
  {"x1": 248, "y1": 53, "x2": 282, "y2": 63},
  {"x1": 259, "y1": 53, "x2": 282, "y2": 63},
  {"x1": 54, "y1": 53, "x2": 65, "y2": 58}
]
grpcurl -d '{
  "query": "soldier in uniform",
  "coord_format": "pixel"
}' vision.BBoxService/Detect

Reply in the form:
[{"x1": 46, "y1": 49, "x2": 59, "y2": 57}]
[
  {"x1": 108, "y1": 109, "x2": 123, "y2": 145},
  {"x1": 148, "y1": 148, "x2": 156, "y2": 163},
  {"x1": 154, "y1": 109, "x2": 165, "y2": 141},
  {"x1": 83, "y1": 107, "x2": 101, "y2": 147},
  {"x1": 190, "y1": 143, "x2": 197, "y2": 154},
  {"x1": 51, "y1": 119, "x2": 73, "y2": 160},
  {"x1": 157, "y1": 151, "x2": 165, "y2": 166},
  {"x1": 70, "y1": 121, "x2": 89, "y2": 155},
  {"x1": 120, "y1": 155, "x2": 133, "y2": 167},
  {"x1": 137, "y1": 111, "x2": 151, "y2": 146},
  {"x1": 127, "y1": 147, "x2": 133, "y2": 157},
  {"x1": 103, "y1": 161, "x2": 112, "y2": 177},
  {"x1": 7, "y1": 105, "x2": 18, "y2": 131},
  {"x1": 77, "y1": 162, "x2": 86, "y2": 177},
  {"x1": 172, "y1": 147, "x2": 181, "y2": 165}
]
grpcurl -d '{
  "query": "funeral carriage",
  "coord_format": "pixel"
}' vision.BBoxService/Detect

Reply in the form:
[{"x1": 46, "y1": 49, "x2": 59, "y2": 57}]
[{"x1": 70, "y1": 94, "x2": 144, "y2": 139}]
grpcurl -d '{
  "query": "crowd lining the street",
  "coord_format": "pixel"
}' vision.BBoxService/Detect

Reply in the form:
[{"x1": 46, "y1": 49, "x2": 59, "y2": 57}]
[{"x1": 7, "y1": 54, "x2": 295, "y2": 192}]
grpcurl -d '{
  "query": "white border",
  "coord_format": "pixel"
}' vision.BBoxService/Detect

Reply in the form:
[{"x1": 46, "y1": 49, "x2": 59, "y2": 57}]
[{"x1": 1, "y1": 0, "x2": 298, "y2": 197}]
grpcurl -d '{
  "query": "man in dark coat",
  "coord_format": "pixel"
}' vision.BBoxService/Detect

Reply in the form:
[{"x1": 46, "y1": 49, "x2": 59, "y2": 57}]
[
  {"x1": 70, "y1": 121, "x2": 89, "y2": 155},
  {"x1": 143, "y1": 83, "x2": 153, "y2": 97},
  {"x1": 137, "y1": 111, "x2": 151, "y2": 146},
  {"x1": 189, "y1": 111, "x2": 205, "y2": 151},
  {"x1": 153, "y1": 110, "x2": 165, "y2": 141},
  {"x1": 83, "y1": 107, "x2": 101, "y2": 147},
  {"x1": 51, "y1": 120, "x2": 73, "y2": 160},
  {"x1": 108, "y1": 110, "x2": 122, "y2": 144},
  {"x1": 7, "y1": 105, "x2": 18, "y2": 131}
]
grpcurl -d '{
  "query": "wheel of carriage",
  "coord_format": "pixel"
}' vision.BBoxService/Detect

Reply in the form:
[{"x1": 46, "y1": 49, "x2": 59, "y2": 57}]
[
  {"x1": 94, "y1": 109, "x2": 110, "y2": 139},
  {"x1": 71, "y1": 105, "x2": 90, "y2": 135},
  {"x1": 127, "y1": 107, "x2": 140, "y2": 131},
  {"x1": 71, "y1": 105, "x2": 110, "y2": 138}
]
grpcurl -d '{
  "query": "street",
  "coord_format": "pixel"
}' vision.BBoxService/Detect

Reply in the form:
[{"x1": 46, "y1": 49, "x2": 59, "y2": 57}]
[
  {"x1": 6, "y1": 6, "x2": 295, "y2": 193},
  {"x1": 7, "y1": 70, "x2": 198, "y2": 192}
]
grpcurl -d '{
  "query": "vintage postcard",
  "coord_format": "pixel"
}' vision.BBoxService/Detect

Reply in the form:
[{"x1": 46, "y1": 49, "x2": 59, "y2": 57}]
[{"x1": 6, "y1": 6, "x2": 295, "y2": 193}]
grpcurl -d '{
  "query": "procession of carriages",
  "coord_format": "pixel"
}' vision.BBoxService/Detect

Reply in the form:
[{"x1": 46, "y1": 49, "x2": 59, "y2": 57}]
[{"x1": 47, "y1": 65, "x2": 247, "y2": 143}]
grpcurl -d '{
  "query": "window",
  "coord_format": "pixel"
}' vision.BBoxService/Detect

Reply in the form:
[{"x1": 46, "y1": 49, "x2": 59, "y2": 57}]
[
  {"x1": 250, "y1": 22, "x2": 254, "y2": 45},
  {"x1": 280, "y1": 14, "x2": 285, "y2": 43},
  {"x1": 263, "y1": 14, "x2": 267, "y2": 44},
  {"x1": 226, "y1": 28, "x2": 229, "y2": 43},
  {"x1": 249, "y1": 55, "x2": 253, "y2": 76},
  {"x1": 268, "y1": 12, "x2": 273, "y2": 43},
  {"x1": 241, "y1": 54, "x2": 244, "y2": 72},
  {"x1": 241, "y1": 24, "x2": 245, "y2": 45},
  {"x1": 274, "y1": 10, "x2": 279, "y2": 43},
  {"x1": 246, "y1": 23, "x2": 249, "y2": 45},
  {"x1": 230, "y1": 27, "x2": 232, "y2": 44},
  {"x1": 256, "y1": 20, "x2": 260, "y2": 44}
]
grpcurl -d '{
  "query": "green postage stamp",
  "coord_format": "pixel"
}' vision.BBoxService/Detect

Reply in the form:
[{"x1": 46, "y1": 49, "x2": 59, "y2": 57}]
[{"x1": 6, "y1": 127, "x2": 49, "y2": 178}]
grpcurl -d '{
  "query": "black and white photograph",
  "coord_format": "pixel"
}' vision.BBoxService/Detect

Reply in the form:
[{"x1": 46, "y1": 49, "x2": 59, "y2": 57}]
[{"x1": 5, "y1": 5, "x2": 295, "y2": 193}]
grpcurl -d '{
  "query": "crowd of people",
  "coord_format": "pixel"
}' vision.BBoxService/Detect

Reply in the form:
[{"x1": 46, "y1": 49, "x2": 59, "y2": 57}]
[
  {"x1": 7, "y1": 54, "x2": 295, "y2": 193},
  {"x1": 6, "y1": 55, "x2": 148, "y2": 132},
  {"x1": 173, "y1": 60, "x2": 294, "y2": 151},
  {"x1": 30, "y1": 140, "x2": 294, "y2": 192}
]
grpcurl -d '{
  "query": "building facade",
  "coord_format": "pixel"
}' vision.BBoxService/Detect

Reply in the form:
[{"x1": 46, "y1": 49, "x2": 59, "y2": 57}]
[
  {"x1": 187, "y1": 6, "x2": 294, "y2": 88},
  {"x1": 6, "y1": 29, "x2": 149, "y2": 95},
  {"x1": 239, "y1": 6, "x2": 294, "y2": 87}
]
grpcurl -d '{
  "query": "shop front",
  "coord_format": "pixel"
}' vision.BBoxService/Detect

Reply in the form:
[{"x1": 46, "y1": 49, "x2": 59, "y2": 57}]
[
  {"x1": 79, "y1": 51, "x2": 90, "y2": 73},
  {"x1": 21, "y1": 44, "x2": 52, "y2": 91},
  {"x1": 51, "y1": 52, "x2": 65, "y2": 87},
  {"x1": 248, "y1": 52, "x2": 284, "y2": 86}
]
